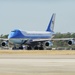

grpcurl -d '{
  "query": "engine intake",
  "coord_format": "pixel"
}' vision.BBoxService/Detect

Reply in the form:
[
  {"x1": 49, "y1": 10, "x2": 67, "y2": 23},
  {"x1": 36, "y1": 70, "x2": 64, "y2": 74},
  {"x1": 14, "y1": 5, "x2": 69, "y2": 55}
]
[
  {"x1": 45, "y1": 42, "x2": 49, "y2": 46},
  {"x1": 68, "y1": 41, "x2": 72, "y2": 45},
  {"x1": 2, "y1": 42, "x2": 6, "y2": 46}
]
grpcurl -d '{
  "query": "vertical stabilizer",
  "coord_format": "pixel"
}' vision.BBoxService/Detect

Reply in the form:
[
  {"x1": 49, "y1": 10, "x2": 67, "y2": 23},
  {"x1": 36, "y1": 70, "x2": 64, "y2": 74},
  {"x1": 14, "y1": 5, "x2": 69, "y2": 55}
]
[{"x1": 46, "y1": 13, "x2": 56, "y2": 32}]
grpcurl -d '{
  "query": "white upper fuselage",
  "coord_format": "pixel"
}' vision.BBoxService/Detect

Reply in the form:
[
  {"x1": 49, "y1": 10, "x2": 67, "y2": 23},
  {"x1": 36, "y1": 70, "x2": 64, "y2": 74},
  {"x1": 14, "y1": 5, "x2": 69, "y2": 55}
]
[{"x1": 22, "y1": 31, "x2": 53, "y2": 38}]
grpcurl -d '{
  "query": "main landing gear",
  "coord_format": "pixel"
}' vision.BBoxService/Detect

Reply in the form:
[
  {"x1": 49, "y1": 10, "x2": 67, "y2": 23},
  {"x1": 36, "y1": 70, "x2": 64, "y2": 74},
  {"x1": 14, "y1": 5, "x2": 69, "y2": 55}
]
[{"x1": 12, "y1": 45, "x2": 23, "y2": 50}]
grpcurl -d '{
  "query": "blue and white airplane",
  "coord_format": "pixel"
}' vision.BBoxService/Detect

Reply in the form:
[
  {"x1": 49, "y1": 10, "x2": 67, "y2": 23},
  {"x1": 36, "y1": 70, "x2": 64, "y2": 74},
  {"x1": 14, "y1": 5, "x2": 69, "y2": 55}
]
[{"x1": 1, "y1": 13, "x2": 56, "y2": 50}]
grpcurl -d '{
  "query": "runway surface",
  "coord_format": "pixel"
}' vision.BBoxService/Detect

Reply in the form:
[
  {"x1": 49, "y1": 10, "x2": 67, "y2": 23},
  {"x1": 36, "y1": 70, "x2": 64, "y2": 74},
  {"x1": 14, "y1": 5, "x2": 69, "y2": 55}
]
[{"x1": 0, "y1": 55, "x2": 75, "y2": 75}]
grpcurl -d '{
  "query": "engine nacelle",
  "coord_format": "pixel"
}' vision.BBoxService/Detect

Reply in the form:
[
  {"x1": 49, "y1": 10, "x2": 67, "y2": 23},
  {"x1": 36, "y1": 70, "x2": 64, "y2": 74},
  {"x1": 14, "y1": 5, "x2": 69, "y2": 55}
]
[
  {"x1": 68, "y1": 40, "x2": 75, "y2": 45},
  {"x1": 1, "y1": 41, "x2": 8, "y2": 46},
  {"x1": 44, "y1": 41, "x2": 53, "y2": 47}
]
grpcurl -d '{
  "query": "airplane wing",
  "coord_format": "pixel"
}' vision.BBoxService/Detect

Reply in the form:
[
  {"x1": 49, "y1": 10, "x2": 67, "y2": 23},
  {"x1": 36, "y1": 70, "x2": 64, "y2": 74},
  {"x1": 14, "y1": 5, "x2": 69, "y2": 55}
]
[
  {"x1": 51, "y1": 38, "x2": 74, "y2": 41},
  {"x1": 8, "y1": 38, "x2": 74, "y2": 42},
  {"x1": 32, "y1": 38, "x2": 74, "y2": 42},
  {"x1": 0, "y1": 37, "x2": 74, "y2": 45},
  {"x1": 0, "y1": 38, "x2": 8, "y2": 41}
]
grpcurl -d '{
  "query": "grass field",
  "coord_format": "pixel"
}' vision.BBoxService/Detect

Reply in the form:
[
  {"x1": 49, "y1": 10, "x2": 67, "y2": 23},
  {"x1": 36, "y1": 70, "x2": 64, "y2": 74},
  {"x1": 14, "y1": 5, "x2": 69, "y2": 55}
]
[{"x1": 0, "y1": 50, "x2": 75, "y2": 55}]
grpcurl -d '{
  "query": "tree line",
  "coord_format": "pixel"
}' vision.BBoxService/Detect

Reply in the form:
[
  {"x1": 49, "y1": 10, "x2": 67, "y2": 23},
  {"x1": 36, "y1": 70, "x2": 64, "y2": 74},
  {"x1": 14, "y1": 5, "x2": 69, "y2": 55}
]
[{"x1": 54, "y1": 32, "x2": 75, "y2": 38}]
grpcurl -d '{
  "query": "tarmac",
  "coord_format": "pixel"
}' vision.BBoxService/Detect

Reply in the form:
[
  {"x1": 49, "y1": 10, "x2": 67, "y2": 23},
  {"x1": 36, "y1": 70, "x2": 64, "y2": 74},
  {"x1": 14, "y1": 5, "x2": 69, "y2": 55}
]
[{"x1": 0, "y1": 50, "x2": 75, "y2": 75}]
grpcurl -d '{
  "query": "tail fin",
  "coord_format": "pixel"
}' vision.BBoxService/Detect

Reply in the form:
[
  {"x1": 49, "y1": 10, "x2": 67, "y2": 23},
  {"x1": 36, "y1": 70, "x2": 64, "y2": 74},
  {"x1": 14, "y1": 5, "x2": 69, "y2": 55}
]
[{"x1": 46, "y1": 13, "x2": 56, "y2": 32}]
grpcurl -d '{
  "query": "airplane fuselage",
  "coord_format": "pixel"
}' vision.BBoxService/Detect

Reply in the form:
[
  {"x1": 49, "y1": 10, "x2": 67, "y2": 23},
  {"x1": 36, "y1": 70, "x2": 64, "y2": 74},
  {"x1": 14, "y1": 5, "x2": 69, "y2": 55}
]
[{"x1": 8, "y1": 29, "x2": 54, "y2": 44}]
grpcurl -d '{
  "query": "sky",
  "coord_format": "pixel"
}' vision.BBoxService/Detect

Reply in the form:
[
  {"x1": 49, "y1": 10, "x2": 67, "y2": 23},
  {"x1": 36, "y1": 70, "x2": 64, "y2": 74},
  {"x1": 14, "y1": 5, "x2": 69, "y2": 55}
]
[{"x1": 0, "y1": 0, "x2": 75, "y2": 34}]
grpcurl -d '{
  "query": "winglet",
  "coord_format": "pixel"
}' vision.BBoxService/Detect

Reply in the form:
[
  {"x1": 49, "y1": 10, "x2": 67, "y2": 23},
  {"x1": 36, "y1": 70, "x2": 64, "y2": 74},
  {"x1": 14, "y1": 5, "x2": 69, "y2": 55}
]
[{"x1": 46, "y1": 13, "x2": 56, "y2": 32}]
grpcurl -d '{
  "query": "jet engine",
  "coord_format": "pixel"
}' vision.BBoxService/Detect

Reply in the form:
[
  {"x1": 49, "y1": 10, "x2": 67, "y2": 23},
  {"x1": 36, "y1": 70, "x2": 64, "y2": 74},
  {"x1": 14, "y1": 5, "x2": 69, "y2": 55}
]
[
  {"x1": 44, "y1": 41, "x2": 53, "y2": 47},
  {"x1": 68, "y1": 40, "x2": 75, "y2": 45},
  {"x1": 1, "y1": 41, "x2": 8, "y2": 46}
]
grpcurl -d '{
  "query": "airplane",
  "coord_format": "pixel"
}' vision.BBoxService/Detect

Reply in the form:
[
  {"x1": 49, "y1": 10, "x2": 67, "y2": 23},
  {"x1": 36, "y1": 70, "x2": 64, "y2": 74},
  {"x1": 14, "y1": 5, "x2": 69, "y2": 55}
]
[
  {"x1": 1, "y1": 13, "x2": 56, "y2": 50},
  {"x1": 1, "y1": 13, "x2": 75, "y2": 50}
]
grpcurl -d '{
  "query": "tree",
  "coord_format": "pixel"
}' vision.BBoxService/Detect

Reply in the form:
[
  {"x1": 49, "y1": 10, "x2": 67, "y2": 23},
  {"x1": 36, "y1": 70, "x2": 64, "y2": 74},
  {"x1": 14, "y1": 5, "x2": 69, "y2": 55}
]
[{"x1": 0, "y1": 34, "x2": 8, "y2": 38}]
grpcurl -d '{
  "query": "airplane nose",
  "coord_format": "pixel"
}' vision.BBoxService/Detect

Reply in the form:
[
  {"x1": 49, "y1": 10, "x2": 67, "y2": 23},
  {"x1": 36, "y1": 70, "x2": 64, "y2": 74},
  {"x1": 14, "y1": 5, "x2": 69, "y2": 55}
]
[
  {"x1": 8, "y1": 31, "x2": 16, "y2": 39},
  {"x1": 8, "y1": 29, "x2": 25, "y2": 39}
]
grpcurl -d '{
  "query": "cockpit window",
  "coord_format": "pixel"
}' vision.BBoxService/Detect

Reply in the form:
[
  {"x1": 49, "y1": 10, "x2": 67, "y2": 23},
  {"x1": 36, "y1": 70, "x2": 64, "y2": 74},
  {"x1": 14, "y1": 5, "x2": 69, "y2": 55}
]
[{"x1": 11, "y1": 31, "x2": 15, "y2": 32}]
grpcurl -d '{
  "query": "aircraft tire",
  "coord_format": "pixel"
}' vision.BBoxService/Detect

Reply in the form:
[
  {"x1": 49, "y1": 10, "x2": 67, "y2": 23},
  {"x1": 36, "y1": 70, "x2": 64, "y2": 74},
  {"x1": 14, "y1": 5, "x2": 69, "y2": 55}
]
[
  {"x1": 12, "y1": 46, "x2": 17, "y2": 50},
  {"x1": 39, "y1": 47, "x2": 44, "y2": 50},
  {"x1": 27, "y1": 46, "x2": 32, "y2": 50},
  {"x1": 19, "y1": 46, "x2": 23, "y2": 50},
  {"x1": 34, "y1": 46, "x2": 39, "y2": 50}
]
